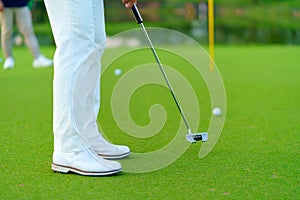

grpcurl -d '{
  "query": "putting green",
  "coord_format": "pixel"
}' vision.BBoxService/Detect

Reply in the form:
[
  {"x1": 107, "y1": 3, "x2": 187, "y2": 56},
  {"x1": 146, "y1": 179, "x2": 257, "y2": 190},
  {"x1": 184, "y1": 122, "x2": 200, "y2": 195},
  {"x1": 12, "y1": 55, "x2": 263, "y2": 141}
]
[{"x1": 0, "y1": 45, "x2": 299, "y2": 199}]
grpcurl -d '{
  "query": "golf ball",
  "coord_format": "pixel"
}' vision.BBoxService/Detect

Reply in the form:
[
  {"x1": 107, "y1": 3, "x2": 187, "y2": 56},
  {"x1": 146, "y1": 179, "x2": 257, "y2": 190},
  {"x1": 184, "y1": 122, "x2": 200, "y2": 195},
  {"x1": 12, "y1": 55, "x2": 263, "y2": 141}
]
[
  {"x1": 212, "y1": 107, "x2": 221, "y2": 116},
  {"x1": 114, "y1": 68, "x2": 122, "y2": 76},
  {"x1": 14, "y1": 35, "x2": 23, "y2": 46}
]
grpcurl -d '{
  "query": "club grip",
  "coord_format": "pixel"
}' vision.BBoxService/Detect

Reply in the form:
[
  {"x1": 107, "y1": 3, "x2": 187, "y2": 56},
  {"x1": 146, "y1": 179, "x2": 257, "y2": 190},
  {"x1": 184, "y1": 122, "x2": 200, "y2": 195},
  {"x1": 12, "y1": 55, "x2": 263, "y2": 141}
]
[{"x1": 131, "y1": 4, "x2": 143, "y2": 24}]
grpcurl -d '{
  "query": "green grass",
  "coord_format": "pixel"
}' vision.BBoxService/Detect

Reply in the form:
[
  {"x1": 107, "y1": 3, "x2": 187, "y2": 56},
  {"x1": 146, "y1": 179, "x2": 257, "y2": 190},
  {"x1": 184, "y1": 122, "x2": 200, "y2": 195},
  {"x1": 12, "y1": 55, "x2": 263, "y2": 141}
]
[{"x1": 0, "y1": 45, "x2": 299, "y2": 199}]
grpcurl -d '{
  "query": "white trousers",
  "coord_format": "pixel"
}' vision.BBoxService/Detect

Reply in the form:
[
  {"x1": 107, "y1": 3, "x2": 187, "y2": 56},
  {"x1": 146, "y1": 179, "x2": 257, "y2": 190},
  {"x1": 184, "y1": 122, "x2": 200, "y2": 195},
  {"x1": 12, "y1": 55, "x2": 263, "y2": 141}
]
[{"x1": 44, "y1": 0, "x2": 106, "y2": 152}]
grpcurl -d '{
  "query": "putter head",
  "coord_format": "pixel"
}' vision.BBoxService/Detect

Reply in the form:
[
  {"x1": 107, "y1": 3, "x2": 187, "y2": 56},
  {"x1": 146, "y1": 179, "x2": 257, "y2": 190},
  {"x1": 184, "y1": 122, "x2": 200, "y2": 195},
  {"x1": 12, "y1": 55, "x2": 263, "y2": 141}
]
[{"x1": 186, "y1": 132, "x2": 208, "y2": 143}]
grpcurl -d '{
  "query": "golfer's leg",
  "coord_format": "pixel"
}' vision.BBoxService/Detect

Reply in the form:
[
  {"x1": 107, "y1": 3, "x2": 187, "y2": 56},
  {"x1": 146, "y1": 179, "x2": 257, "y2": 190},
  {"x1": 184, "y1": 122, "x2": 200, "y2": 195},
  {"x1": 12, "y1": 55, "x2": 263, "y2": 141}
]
[
  {"x1": 15, "y1": 6, "x2": 40, "y2": 58},
  {"x1": 86, "y1": 0, "x2": 130, "y2": 159},
  {"x1": 0, "y1": 8, "x2": 14, "y2": 58},
  {"x1": 44, "y1": 0, "x2": 121, "y2": 175},
  {"x1": 44, "y1": 0, "x2": 99, "y2": 152},
  {"x1": 93, "y1": 0, "x2": 106, "y2": 117}
]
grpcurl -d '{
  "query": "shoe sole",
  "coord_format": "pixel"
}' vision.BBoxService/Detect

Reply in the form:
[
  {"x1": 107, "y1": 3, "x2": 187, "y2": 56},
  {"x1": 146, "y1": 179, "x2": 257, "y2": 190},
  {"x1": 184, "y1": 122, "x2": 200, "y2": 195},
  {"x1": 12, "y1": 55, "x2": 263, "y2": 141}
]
[
  {"x1": 3, "y1": 66, "x2": 14, "y2": 70},
  {"x1": 98, "y1": 151, "x2": 131, "y2": 160},
  {"x1": 51, "y1": 163, "x2": 122, "y2": 176},
  {"x1": 33, "y1": 65, "x2": 52, "y2": 68}
]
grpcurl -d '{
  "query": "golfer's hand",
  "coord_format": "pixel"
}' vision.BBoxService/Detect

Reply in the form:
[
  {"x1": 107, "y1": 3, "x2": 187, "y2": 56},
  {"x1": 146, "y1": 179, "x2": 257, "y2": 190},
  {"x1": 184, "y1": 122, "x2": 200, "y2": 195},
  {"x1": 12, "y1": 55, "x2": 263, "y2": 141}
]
[
  {"x1": 0, "y1": 1, "x2": 4, "y2": 12},
  {"x1": 122, "y1": 0, "x2": 137, "y2": 9}
]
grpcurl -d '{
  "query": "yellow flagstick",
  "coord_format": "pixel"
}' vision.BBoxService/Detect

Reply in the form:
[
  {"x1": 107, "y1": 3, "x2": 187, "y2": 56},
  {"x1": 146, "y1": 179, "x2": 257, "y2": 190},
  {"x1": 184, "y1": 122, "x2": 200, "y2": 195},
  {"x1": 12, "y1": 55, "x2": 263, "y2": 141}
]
[{"x1": 208, "y1": 0, "x2": 215, "y2": 71}]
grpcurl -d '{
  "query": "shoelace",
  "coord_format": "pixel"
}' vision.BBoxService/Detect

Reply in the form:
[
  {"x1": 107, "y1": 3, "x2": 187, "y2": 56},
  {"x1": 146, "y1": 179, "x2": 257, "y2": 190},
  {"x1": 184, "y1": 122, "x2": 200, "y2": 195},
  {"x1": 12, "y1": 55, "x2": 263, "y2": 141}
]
[{"x1": 93, "y1": 136, "x2": 115, "y2": 148}]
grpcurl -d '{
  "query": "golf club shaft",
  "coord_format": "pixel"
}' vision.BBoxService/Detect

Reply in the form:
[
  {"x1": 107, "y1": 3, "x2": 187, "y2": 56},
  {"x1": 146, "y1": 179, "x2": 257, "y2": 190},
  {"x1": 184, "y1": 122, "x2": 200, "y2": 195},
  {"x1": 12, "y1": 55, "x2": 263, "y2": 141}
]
[{"x1": 131, "y1": 4, "x2": 191, "y2": 133}]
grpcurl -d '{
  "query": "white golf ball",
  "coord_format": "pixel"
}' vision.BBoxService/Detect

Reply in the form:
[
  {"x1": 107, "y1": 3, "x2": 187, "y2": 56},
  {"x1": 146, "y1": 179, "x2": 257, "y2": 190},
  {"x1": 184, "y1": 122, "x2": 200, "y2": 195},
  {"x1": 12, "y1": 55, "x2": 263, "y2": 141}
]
[
  {"x1": 212, "y1": 107, "x2": 221, "y2": 116},
  {"x1": 114, "y1": 68, "x2": 122, "y2": 76},
  {"x1": 14, "y1": 35, "x2": 23, "y2": 46}
]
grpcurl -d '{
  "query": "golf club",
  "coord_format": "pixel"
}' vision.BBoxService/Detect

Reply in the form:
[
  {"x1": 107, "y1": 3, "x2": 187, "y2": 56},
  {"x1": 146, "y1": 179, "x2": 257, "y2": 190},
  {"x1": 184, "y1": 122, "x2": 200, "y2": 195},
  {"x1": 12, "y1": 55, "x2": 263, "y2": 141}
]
[{"x1": 131, "y1": 4, "x2": 208, "y2": 143}]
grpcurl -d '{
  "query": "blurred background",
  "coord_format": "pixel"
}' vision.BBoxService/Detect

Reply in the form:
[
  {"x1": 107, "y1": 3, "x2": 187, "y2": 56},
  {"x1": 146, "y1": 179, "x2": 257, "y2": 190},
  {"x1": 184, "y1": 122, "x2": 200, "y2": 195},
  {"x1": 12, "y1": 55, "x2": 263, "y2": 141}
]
[{"x1": 9, "y1": 0, "x2": 300, "y2": 45}]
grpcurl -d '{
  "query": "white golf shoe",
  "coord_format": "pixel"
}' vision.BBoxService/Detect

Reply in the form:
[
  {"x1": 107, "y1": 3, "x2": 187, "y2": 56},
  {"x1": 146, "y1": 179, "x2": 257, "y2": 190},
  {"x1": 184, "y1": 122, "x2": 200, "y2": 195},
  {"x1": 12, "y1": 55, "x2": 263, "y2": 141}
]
[
  {"x1": 3, "y1": 57, "x2": 15, "y2": 70},
  {"x1": 89, "y1": 135, "x2": 131, "y2": 160},
  {"x1": 52, "y1": 148, "x2": 122, "y2": 176},
  {"x1": 33, "y1": 54, "x2": 53, "y2": 68}
]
